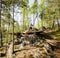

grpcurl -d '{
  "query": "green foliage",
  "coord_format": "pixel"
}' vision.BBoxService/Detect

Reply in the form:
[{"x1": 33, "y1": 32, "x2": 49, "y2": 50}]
[
  {"x1": 30, "y1": 0, "x2": 38, "y2": 14},
  {"x1": 1, "y1": 0, "x2": 60, "y2": 44}
]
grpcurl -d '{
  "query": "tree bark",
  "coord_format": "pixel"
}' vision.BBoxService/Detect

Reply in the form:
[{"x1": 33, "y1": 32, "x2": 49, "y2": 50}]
[
  {"x1": 0, "y1": 0, "x2": 2, "y2": 47},
  {"x1": 57, "y1": 18, "x2": 60, "y2": 30},
  {"x1": 12, "y1": 4, "x2": 14, "y2": 53},
  {"x1": 52, "y1": 20, "x2": 55, "y2": 29}
]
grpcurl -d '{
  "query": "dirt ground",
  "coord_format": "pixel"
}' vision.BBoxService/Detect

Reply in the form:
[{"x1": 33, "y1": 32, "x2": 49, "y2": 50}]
[
  {"x1": 46, "y1": 39, "x2": 60, "y2": 58},
  {"x1": 13, "y1": 39, "x2": 60, "y2": 58}
]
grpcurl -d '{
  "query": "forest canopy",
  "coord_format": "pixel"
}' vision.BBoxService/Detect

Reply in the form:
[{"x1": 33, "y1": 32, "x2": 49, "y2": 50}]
[{"x1": 0, "y1": 0, "x2": 60, "y2": 33}]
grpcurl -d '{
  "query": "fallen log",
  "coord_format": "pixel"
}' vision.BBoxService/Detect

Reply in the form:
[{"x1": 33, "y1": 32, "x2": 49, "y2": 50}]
[{"x1": 46, "y1": 39, "x2": 60, "y2": 50}]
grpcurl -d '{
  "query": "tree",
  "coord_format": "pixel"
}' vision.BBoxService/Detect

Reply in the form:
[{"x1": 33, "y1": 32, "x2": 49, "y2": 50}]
[
  {"x1": 0, "y1": 0, "x2": 2, "y2": 47},
  {"x1": 40, "y1": 0, "x2": 60, "y2": 30},
  {"x1": 20, "y1": 0, "x2": 29, "y2": 31},
  {"x1": 29, "y1": 0, "x2": 39, "y2": 26},
  {"x1": 39, "y1": 0, "x2": 45, "y2": 27}
]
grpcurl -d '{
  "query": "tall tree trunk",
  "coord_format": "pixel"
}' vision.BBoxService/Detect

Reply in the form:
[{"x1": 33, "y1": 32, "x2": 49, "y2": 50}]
[
  {"x1": 33, "y1": 14, "x2": 34, "y2": 25},
  {"x1": 57, "y1": 18, "x2": 60, "y2": 30},
  {"x1": 23, "y1": 8, "x2": 25, "y2": 31},
  {"x1": 52, "y1": 20, "x2": 55, "y2": 29},
  {"x1": 37, "y1": 12, "x2": 39, "y2": 28},
  {"x1": 41, "y1": 19, "x2": 43, "y2": 27},
  {"x1": 12, "y1": 4, "x2": 14, "y2": 53},
  {"x1": 0, "y1": 0, "x2": 2, "y2": 47}
]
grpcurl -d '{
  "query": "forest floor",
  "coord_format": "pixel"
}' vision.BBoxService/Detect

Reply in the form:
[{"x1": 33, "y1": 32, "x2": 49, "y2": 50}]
[
  {"x1": 46, "y1": 39, "x2": 60, "y2": 58},
  {"x1": 45, "y1": 30, "x2": 60, "y2": 58},
  {"x1": 13, "y1": 30, "x2": 60, "y2": 58},
  {"x1": 0, "y1": 30, "x2": 60, "y2": 58},
  {"x1": 13, "y1": 39, "x2": 60, "y2": 58}
]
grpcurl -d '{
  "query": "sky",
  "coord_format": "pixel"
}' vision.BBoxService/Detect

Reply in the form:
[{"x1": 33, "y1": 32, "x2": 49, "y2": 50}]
[{"x1": 13, "y1": 0, "x2": 40, "y2": 25}]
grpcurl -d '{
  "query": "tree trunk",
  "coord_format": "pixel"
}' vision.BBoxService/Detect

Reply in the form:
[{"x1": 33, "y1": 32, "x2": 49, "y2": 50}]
[
  {"x1": 37, "y1": 13, "x2": 39, "y2": 28},
  {"x1": 57, "y1": 18, "x2": 60, "y2": 30},
  {"x1": 52, "y1": 20, "x2": 55, "y2": 29},
  {"x1": 41, "y1": 19, "x2": 43, "y2": 27},
  {"x1": 0, "y1": 0, "x2": 2, "y2": 47},
  {"x1": 12, "y1": 4, "x2": 14, "y2": 53},
  {"x1": 23, "y1": 8, "x2": 25, "y2": 31}
]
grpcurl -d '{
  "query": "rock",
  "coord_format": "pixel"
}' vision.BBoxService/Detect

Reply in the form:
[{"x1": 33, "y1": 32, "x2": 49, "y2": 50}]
[
  {"x1": 19, "y1": 43, "x2": 24, "y2": 50},
  {"x1": 23, "y1": 40, "x2": 30, "y2": 46}
]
